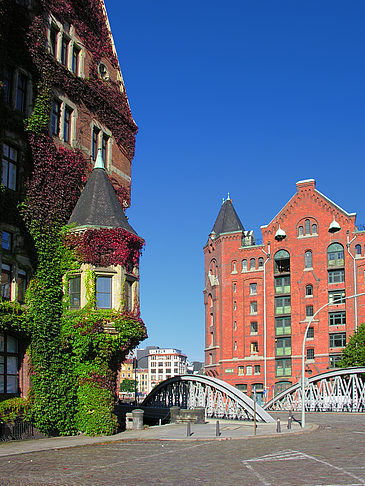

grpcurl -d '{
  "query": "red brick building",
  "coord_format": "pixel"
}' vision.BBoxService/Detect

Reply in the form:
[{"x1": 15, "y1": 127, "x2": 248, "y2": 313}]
[{"x1": 204, "y1": 179, "x2": 365, "y2": 403}]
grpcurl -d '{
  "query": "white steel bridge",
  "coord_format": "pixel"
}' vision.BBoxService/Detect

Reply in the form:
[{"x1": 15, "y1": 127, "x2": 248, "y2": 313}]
[
  {"x1": 264, "y1": 366, "x2": 365, "y2": 412},
  {"x1": 142, "y1": 374, "x2": 274, "y2": 422}
]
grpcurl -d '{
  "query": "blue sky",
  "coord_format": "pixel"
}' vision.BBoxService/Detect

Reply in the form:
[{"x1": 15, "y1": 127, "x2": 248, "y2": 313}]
[{"x1": 106, "y1": 1, "x2": 365, "y2": 361}]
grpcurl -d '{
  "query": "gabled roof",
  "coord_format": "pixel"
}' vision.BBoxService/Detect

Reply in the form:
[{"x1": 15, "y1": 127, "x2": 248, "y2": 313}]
[
  {"x1": 68, "y1": 153, "x2": 138, "y2": 235},
  {"x1": 260, "y1": 179, "x2": 356, "y2": 229},
  {"x1": 210, "y1": 198, "x2": 244, "y2": 237}
]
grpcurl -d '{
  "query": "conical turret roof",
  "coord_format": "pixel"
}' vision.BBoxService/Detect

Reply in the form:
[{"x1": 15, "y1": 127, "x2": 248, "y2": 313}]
[
  {"x1": 68, "y1": 149, "x2": 138, "y2": 236},
  {"x1": 211, "y1": 198, "x2": 244, "y2": 237}
]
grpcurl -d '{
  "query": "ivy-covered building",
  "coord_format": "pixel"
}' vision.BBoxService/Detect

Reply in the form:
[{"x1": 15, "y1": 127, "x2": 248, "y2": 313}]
[{"x1": 0, "y1": 0, "x2": 147, "y2": 435}]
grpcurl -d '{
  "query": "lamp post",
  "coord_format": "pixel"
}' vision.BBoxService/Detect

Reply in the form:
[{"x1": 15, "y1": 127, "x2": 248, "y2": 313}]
[{"x1": 301, "y1": 291, "x2": 365, "y2": 428}]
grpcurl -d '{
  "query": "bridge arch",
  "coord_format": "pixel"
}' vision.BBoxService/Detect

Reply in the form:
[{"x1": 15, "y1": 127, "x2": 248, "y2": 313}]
[
  {"x1": 264, "y1": 366, "x2": 365, "y2": 412},
  {"x1": 142, "y1": 374, "x2": 274, "y2": 422}
]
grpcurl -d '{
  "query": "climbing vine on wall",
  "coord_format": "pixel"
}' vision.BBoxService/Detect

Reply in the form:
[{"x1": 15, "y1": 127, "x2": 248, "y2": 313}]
[
  {"x1": 0, "y1": 0, "x2": 147, "y2": 436},
  {"x1": 65, "y1": 228, "x2": 144, "y2": 268}
]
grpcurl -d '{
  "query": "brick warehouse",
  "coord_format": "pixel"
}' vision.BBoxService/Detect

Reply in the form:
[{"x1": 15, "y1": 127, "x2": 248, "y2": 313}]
[{"x1": 203, "y1": 179, "x2": 365, "y2": 403}]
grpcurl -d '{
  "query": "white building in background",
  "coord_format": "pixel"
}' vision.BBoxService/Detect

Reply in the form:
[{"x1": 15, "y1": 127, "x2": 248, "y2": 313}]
[{"x1": 148, "y1": 348, "x2": 187, "y2": 392}]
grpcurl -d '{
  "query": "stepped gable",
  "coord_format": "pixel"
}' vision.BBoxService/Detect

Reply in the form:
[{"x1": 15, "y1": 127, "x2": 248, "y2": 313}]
[
  {"x1": 68, "y1": 149, "x2": 138, "y2": 235},
  {"x1": 211, "y1": 198, "x2": 245, "y2": 237}
]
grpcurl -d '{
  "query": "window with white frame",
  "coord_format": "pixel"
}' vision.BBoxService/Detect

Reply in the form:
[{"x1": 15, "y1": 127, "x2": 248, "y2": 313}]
[
  {"x1": 2, "y1": 67, "x2": 32, "y2": 114},
  {"x1": 250, "y1": 301, "x2": 257, "y2": 315},
  {"x1": 50, "y1": 97, "x2": 76, "y2": 145},
  {"x1": 96, "y1": 276, "x2": 112, "y2": 309},
  {"x1": 305, "y1": 250, "x2": 312, "y2": 268},
  {"x1": 305, "y1": 284, "x2": 313, "y2": 296},
  {"x1": 91, "y1": 124, "x2": 111, "y2": 167},
  {"x1": 250, "y1": 283, "x2": 257, "y2": 295},
  {"x1": 250, "y1": 321, "x2": 258, "y2": 335},
  {"x1": 48, "y1": 18, "x2": 83, "y2": 76},
  {"x1": 250, "y1": 342, "x2": 258, "y2": 354}
]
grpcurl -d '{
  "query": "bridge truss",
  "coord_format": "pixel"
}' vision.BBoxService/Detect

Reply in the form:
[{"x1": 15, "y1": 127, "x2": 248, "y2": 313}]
[
  {"x1": 264, "y1": 367, "x2": 365, "y2": 412},
  {"x1": 142, "y1": 375, "x2": 274, "y2": 422}
]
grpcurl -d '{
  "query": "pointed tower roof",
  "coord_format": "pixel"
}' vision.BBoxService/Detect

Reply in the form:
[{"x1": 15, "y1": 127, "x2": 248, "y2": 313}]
[
  {"x1": 211, "y1": 197, "x2": 244, "y2": 237},
  {"x1": 68, "y1": 149, "x2": 138, "y2": 235}
]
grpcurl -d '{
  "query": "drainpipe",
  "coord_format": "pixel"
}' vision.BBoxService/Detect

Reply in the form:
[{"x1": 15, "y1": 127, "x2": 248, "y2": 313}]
[
  {"x1": 347, "y1": 231, "x2": 358, "y2": 331},
  {"x1": 261, "y1": 242, "x2": 271, "y2": 400}
]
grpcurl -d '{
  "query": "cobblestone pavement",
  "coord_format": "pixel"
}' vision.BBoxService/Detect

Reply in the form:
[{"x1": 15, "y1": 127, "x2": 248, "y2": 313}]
[{"x1": 0, "y1": 413, "x2": 364, "y2": 486}]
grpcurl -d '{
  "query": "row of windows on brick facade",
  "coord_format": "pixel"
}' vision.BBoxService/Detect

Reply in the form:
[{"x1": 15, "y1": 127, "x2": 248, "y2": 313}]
[
  {"x1": 2, "y1": 121, "x2": 111, "y2": 193},
  {"x1": 51, "y1": 98, "x2": 111, "y2": 162},
  {"x1": 49, "y1": 17, "x2": 83, "y2": 77},
  {"x1": 232, "y1": 244, "x2": 348, "y2": 275},
  {"x1": 232, "y1": 258, "x2": 264, "y2": 273}
]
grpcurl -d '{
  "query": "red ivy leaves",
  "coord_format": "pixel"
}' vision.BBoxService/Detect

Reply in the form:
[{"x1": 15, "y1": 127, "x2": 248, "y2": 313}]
[
  {"x1": 40, "y1": 0, "x2": 117, "y2": 66},
  {"x1": 27, "y1": 12, "x2": 137, "y2": 160},
  {"x1": 23, "y1": 134, "x2": 87, "y2": 226},
  {"x1": 65, "y1": 228, "x2": 144, "y2": 268}
]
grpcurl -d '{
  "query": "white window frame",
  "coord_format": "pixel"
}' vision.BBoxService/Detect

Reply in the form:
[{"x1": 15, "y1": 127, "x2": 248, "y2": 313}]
[
  {"x1": 50, "y1": 94, "x2": 77, "y2": 146},
  {"x1": 91, "y1": 122, "x2": 113, "y2": 170},
  {"x1": 47, "y1": 16, "x2": 84, "y2": 77}
]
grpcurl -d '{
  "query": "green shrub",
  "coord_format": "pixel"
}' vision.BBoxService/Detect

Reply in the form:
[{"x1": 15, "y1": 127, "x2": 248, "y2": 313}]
[{"x1": 0, "y1": 397, "x2": 30, "y2": 424}]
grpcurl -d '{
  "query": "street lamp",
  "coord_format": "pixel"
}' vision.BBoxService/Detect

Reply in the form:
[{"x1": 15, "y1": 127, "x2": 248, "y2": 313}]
[{"x1": 301, "y1": 291, "x2": 365, "y2": 428}]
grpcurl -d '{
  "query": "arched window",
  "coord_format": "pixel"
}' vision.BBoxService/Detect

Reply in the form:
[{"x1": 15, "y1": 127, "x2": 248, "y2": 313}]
[
  {"x1": 305, "y1": 284, "x2": 313, "y2": 296},
  {"x1": 242, "y1": 259, "x2": 247, "y2": 272},
  {"x1": 312, "y1": 224, "x2": 317, "y2": 234},
  {"x1": 327, "y1": 243, "x2": 344, "y2": 267},
  {"x1": 305, "y1": 219, "x2": 310, "y2": 235},
  {"x1": 231, "y1": 260, "x2": 237, "y2": 273},
  {"x1": 258, "y1": 257, "x2": 264, "y2": 268},
  {"x1": 250, "y1": 258, "x2": 256, "y2": 270},
  {"x1": 355, "y1": 244, "x2": 361, "y2": 257},
  {"x1": 298, "y1": 226, "x2": 304, "y2": 237},
  {"x1": 208, "y1": 294, "x2": 213, "y2": 307},
  {"x1": 305, "y1": 250, "x2": 312, "y2": 268},
  {"x1": 306, "y1": 305, "x2": 314, "y2": 317},
  {"x1": 274, "y1": 250, "x2": 290, "y2": 274}
]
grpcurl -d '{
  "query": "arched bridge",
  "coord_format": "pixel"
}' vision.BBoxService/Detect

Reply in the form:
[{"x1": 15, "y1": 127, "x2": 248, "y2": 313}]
[
  {"x1": 142, "y1": 374, "x2": 274, "y2": 422},
  {"x1": 264, "y1": 366, "x2": 365, "y2": 412}
]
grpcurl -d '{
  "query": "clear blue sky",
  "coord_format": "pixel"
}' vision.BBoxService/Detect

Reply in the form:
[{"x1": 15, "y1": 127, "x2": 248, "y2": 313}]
[{"x1": 106, "y1": 1, "x2": 365, "y2": 362}]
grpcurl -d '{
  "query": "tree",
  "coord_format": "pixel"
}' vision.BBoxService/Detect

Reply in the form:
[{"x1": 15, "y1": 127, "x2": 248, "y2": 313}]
[
  {"x1": 119, "y1": 379, "x2": 136, "y2": 393},
  {"x1": 338, "y1": 323, "x2": 365, "y2": 367}
]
